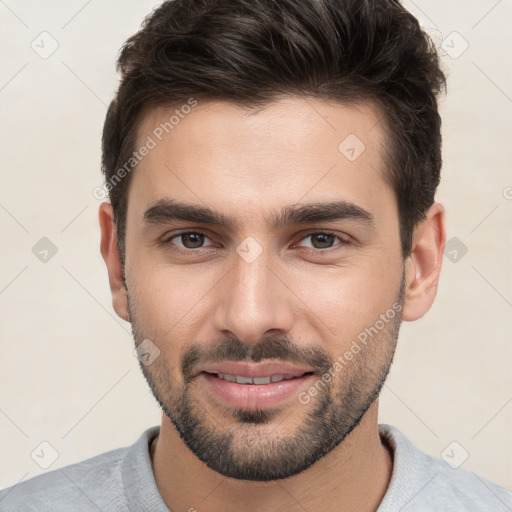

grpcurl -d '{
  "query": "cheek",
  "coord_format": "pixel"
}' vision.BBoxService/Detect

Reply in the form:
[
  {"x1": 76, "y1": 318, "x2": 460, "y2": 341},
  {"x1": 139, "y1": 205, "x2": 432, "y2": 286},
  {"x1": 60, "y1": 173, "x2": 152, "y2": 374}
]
[
  {"x1": 287, "y1": 255, "x2": 402, "y2": 342},
  {"x1": 127, "y1": 259, "x2": 219, "y2": 338}
]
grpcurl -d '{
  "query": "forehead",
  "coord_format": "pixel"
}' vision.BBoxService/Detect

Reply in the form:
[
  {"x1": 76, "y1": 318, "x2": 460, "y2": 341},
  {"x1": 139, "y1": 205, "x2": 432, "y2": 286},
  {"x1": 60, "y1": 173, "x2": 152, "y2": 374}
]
[{"x1": 126, "y1": 96, "x2": 395, "y2": 229}]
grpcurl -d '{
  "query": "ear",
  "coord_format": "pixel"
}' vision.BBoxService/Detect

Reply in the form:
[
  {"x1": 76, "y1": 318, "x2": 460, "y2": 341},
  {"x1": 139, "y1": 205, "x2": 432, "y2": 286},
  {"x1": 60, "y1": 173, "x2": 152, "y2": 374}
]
[
  {"x1": 98, "y1": 202, "x2": 130, "y2": 323},
  {"x1": 402, "y1": 202, "x2": 446, "y2": 321}
]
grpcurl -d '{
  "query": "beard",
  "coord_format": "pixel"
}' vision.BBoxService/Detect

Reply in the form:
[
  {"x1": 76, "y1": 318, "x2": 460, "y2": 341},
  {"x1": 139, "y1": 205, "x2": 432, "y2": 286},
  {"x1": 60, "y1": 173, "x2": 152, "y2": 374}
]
[{"x1": 128, "y1": 272, "x2": 405, "y2": 482}]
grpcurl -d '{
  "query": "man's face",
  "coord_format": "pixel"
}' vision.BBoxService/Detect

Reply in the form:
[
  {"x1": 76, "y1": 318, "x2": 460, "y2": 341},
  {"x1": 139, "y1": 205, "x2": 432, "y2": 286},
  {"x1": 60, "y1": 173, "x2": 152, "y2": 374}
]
[{"x1": 124, "y1": 97, "x2": 405, "y2": 481}]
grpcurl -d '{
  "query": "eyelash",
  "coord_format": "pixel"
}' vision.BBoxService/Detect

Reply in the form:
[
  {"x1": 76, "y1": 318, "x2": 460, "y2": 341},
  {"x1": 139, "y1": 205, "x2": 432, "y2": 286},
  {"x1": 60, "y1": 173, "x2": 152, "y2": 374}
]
[{"x1": 159, "y1": 230, "x2": 351, "y2": 256}]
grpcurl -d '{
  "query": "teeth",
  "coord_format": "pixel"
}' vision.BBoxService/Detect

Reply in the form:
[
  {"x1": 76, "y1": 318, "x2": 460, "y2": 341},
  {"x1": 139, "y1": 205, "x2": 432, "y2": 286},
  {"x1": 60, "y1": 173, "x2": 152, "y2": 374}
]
[
  {"x1": 216, "y1": 373, "x2": 298, "y2": 384},
  {"x1": 235, "y1": 376, "x2": 253, "y2": 384},
  {"x1": 253, "y1": 376, "x2": 272, "y2": 384}
]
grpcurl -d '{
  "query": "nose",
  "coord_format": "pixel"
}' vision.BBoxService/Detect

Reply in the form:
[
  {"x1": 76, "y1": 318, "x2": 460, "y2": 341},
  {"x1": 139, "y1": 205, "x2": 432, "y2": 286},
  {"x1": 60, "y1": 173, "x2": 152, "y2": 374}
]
[{"x1": 212, "y1": 246, "x2": 295, "y2": 345}]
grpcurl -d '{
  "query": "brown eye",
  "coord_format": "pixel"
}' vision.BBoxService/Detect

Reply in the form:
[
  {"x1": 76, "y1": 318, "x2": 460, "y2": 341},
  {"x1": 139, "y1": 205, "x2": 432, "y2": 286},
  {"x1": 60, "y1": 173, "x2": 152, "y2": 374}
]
[
  {"x1": 177, "y1": 232, "x2": 206, "y2": 249},
  {"x1": 163, "y1": 231, "x2": 213, "y2": 250},
  {"x1": 309, "y1": 233, "x2": 336, "y2": 249},
  {"x1": 296, "y1": 231, "x2": 350, "y2": 251}
]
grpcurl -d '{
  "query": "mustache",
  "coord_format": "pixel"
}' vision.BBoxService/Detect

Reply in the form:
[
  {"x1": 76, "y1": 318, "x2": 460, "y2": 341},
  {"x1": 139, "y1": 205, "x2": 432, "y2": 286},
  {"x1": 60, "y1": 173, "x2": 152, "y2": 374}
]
[{"x1": 181, "y1": 337, "x2": 331, "y2": 383}]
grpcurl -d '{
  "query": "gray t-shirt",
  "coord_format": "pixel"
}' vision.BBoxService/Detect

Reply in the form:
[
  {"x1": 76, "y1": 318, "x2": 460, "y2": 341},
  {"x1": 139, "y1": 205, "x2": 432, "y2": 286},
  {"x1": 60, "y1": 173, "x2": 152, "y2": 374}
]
[{"x1": 1, "y1": 424, "x2": 510, "y2": 511}]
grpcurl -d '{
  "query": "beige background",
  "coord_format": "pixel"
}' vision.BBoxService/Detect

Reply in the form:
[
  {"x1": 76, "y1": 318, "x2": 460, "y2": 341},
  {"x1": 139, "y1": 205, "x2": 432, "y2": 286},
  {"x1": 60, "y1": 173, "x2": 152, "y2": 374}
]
[{"x1": 0, "y1": 0, "x2": 511, "y2": 492}]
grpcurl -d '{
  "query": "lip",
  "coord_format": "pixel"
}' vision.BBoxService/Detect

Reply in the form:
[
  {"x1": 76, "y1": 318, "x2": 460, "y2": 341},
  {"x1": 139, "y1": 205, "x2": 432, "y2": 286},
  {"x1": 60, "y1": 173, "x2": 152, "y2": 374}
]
[
  {"x1": 199, "y1": 371, "x2": 315, "y2": 409},
  {"x1": 195, "y1": 361, "x2": 313, "y2": 379}
]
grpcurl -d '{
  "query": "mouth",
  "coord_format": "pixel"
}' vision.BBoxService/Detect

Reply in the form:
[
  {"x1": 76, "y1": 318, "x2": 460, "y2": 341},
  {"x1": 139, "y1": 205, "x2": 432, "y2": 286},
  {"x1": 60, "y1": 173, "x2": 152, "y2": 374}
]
[
  {"x1": 198, "y1": 371, "x2": 316, "y2": 409},
  {"x1": 195, "y1": 360, "x2": 315, "y2": 380},
  {"x1": 202, "y1": 371, "x2": 314, "y2": 385}
]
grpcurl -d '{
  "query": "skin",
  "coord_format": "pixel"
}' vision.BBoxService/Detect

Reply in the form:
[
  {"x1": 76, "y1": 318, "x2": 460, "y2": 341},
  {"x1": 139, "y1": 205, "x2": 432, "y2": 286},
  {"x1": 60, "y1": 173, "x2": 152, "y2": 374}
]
[{"x1": 99, "y1": 97, "x2": 445, "y2": 512}]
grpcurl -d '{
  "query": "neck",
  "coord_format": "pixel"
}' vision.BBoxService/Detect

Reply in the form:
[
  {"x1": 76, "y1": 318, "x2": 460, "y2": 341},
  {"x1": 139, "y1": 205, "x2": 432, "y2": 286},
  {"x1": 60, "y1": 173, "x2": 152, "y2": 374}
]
[{"x1": 151, "y1": 401, "x2": 393, "y2": 512}]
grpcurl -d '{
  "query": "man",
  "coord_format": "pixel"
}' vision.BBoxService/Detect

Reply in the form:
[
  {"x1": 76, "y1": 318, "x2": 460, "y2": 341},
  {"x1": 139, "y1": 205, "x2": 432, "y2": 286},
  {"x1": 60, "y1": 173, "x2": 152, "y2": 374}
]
[{"x1": 1, "y1": 0, "x2": 510, "y2": 510}]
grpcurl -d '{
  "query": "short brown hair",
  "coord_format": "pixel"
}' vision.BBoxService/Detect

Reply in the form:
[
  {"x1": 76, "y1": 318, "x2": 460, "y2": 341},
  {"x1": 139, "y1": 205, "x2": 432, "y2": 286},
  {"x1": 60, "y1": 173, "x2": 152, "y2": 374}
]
[{"x1": 101, "y1": 0, "x2": 446, "y2": 265}]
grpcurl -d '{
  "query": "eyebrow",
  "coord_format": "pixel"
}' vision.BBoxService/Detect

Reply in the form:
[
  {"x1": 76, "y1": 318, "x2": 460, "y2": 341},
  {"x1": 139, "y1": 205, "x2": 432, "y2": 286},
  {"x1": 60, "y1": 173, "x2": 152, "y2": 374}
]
[{"x1": 142, "y1": 198, "x2": 375, "y2": 231}]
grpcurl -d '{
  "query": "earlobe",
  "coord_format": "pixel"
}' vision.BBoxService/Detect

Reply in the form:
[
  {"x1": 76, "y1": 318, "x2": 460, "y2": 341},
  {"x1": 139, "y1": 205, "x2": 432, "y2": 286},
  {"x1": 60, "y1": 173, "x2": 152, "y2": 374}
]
[
  {"x1": 98, "y1": 202, "x2": 131, "y2": 323},
  {"x1": 401, "y1": 203, "x2": 446, "y2": 322}
]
